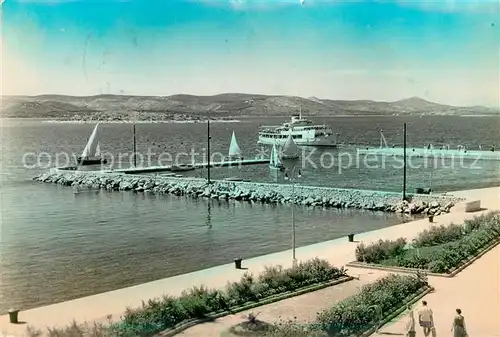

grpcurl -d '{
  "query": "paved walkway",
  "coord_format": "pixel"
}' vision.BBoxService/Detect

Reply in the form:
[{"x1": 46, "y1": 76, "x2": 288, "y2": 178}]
[
  {"x1": 0, "y1": 187, "x2": 498, "y2": 337},
  {"x1": 174, "y1": 272, "x2": 385, "y2": 337},
  {"x1": 374, "y1": 244, "x2": 500, "y2": 337}
]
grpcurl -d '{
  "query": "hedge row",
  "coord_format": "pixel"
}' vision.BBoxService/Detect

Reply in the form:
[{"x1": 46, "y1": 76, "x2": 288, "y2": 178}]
[
  {"x1": 355, "y1": 211, "x2": 500, "y2": 273},
  {"x1": 265, "y1": 273, "x2": 429, "y2": 337},
  {"x1": 26, "y1": 258, "x2": 346, "y2": 337}
]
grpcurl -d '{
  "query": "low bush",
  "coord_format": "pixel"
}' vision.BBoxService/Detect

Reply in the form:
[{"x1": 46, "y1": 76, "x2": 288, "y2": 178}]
[
  {"x1": 356, "y1": 212, "x2": 500, "y2": 274},
  {"x1": 26, "y1": 258, "x2": 346, "y2": 337},
  {"x1": 412, "y1": 223, "x2": 464, "y2": 247},
  {"x1": 268, "y1": 273, "x2": 428, "y2": 337},
  {"x1": 355, "y1": 238, "x2": 407, "y2": 263},
  {"x1": 315, "y1": 273, "x2": 428, "y2": 336},
  {"x1": 26, "y1": 320, "x2": 113, "y2": 337},
  {"x1": 463, "y1": 210, "x2": 500, "y2": 233},
  {"x1": 264, "y1": 318, "x2": 328, "y2": 336}
]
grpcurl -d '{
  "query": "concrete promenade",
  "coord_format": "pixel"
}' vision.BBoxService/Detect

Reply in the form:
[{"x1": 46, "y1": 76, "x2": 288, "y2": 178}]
[
  {"x1": 0, "y1": 187, "x2": 498, "y2": 336},
  {"x1": 373, "y1": 244, "x2": 500, "y2": 337}
]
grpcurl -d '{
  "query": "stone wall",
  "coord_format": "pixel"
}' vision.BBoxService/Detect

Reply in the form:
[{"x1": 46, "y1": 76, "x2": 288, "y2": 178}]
[{"x1": 35, "y1": 170, "x2": 463, "y2": 216}]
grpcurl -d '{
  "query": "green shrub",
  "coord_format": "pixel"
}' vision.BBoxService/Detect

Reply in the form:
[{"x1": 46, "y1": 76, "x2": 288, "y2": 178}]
[
  {"x1": 265, "y1": 318, "x2": 328, "y2": 337},
  {"x1": 26, "y1": 320, "x2": 115, "y2": 337},
  {"x1": 396, "y1": 253, "x2": 429, "y2": 269},
  {"x1": 306, "y1": 274, "x2": 428, "y2": 337},
  {"x1": 27, "y1": 258, "x2": 346, "y2": 337},
  {"x1": 359, "y1": 212, "x2": 500, "y2": 274},
  {"x1": 355, "y1": 238, "x2": 407, "y2": 263},
  {"x1": 428, "y1": 260, "x2": 447, "y2": 273},
  {"x1": 463, "y1": 211, "x2": 500, "y2": 233},
  {"x1": 413, "y1": 223, "x2": 464, "y2": 247},
  {"x1": 113, "y1": 258, "x2": 346, "y2": 336}
]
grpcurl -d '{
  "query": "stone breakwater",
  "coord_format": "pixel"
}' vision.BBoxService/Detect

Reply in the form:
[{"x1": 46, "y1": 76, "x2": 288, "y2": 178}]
[{"x1": 34, "y1": 170, "x2": 463, "y2": 215}]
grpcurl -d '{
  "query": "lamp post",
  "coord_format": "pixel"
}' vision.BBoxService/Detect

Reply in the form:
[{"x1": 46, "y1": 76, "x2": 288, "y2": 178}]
[
  {"x1": 285, "y1": 167, "x2": 302, "y2": 268},
  {"x1": 207, "y1": 118, "x2": 211, "y2": 184},
  {"x1": 403, "y1": 122, "x2": 407, "y2": 201},
  {"x1": 429, "y1": 165, "x2": 433, "y2": 194}
]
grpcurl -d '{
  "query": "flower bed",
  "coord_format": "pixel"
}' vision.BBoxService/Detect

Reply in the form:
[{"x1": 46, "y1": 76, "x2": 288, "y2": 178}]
[
  {"x1": 25, "y1": 258, "x2": 349, "y2": 337},
  {"x1": 350, "y1": 211, "x2": 500, "y2": 274},
  {"x1": 264, "y1": 273, "x2": 430, "y2": 337}
]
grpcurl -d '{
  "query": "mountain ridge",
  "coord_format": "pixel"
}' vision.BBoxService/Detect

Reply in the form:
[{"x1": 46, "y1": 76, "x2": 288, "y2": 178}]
[{"x1": 1, "y1": 93, "x2": 498, "y2": 120}]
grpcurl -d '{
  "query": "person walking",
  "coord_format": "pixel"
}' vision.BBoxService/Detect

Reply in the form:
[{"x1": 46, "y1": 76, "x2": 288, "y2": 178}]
[
  {"x1": 405, "y1": 305, "x2": 416, "y2": 337},
  {"x1": 451, "y1": 309, "x2": 468, "y2": 337},
  {"x1": 418, "y1": 300, "x2": 434, "y2": 337}
]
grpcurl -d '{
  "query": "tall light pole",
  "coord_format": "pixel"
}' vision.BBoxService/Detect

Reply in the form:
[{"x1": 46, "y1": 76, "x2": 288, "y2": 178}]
[
  {"x1": 207, "y1": 117, "x2": 211, "y2": 184},
  {"x1": 285, "y1": 167, "x2": 302, "y2": 268},
  {"x1": 132, "y1": 124, "x2": 137, "y2": 167},
  {"x1": 403, "y1": 122, "x2": 407, "y2": 201},
  {"x1": 429, "y1": 164, "x2": 433, "y2": 194}
]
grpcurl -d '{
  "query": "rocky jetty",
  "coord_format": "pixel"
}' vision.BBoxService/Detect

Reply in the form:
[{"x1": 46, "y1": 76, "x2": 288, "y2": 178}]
[{"x1": 34, "y1": 170, "x2": 462, "y2": 215}]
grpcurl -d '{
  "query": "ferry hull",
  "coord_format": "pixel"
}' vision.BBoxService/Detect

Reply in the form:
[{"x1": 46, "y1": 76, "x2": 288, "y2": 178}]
[{"x1": 258, "y1": 136, "x2": 337, "y2": 148}]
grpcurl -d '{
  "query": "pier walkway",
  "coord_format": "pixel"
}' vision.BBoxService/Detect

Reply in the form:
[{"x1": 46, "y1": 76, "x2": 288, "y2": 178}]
[
  {"x1": 357, "y1": 147, "x2": 500, "y2": 161},
  {"x1": 0, "y1": 187, "x2": 498, "y2": 336},
  {"x1": 111, "y1": 158, "x2": 269, "y2": 174}
]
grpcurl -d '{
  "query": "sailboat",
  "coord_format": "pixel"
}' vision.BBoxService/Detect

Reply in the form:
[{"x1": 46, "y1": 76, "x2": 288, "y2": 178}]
[
  {"x1": 77, "y1": 122, "x2": 107, "y2": 165},
  {"x1": 280, "y1": 133, "x2": 300, "y2": 159},
  {"x1": 269, "y1": 143, "x2": 285, "y2": 170},
  {"x1": 226, "y1": 131, "x2": 244, "y2": 161}
]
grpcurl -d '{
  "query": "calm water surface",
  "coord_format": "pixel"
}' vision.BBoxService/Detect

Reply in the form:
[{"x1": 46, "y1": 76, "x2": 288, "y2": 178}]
[{"x1": 0, "y1": 116, "x2": 499, "y2": 313}]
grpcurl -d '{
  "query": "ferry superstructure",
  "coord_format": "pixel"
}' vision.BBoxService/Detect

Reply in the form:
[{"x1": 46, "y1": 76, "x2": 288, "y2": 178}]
[{"x1": 258, "y1": 109, "x2": 337, "y2": 147}]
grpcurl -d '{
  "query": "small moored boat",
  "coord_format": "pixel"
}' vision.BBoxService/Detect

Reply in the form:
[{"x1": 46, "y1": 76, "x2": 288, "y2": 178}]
[
  {"x1": 225, "y1": 131, "x2": 244, "y2": 161},
  {"x1": 77, "y1": 123, "x2": 107, "y2": 165},
  {"x1": 280, "y1": 133, "x2": 300, "y2": 160},
  {"x1": 224, "y1": 177, "x2": 251, "y2": 182},
  {"x1": 170, "y1": 164, "x2": 195, "y2": 172},
  {"x1": 269, "y1": 143, "x2": 285, "y2": 171}
]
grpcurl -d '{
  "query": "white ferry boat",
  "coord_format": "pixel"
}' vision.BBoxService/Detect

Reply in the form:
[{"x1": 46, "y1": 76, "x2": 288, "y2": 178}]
[{"x1": 258, "y1": 110, "x2": 337, "y2": 147}]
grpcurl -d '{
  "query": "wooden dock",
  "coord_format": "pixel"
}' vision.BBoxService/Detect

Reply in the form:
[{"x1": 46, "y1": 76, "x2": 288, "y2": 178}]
[
  {"x1": 357, "y1": 147, "x2": 500, "y2": 161},
  {"x1": 112, "y1": 158, "x2": 270, "y2": 174}
]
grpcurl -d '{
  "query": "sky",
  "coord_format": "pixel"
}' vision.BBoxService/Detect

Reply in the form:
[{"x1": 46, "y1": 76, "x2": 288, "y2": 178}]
[{"x1": 1, "y1": 0, "x2": 499, "y2": 106}]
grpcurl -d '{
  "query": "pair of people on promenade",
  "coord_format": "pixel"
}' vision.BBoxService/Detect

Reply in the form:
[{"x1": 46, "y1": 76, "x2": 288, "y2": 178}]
[{"x1": 405, "y1": 301, "x2": 468, "y2": 337}]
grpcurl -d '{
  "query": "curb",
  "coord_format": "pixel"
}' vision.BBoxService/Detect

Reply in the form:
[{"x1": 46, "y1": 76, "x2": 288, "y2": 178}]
[
  {"x1": 157, "y1": 275, "x2": 354, "y2": 337},
  {"x1": 346, "y1": 239, "x2": 500, "y2": 278},
  {"x1": 359, "y1": 285, "x2": 434, "y2": 337}
]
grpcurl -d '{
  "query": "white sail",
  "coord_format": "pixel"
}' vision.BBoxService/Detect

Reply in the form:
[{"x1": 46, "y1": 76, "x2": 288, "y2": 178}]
[
  {"x1": 281, "y1": 133, "x2": 300, "y2": 159},
  {"x1": 81, "y1": 122, "x2": 100, "y2": 158},
  {"x1": 269, "y1": 144, "x2": 276, "y2": 166},
  {"x1": 95, "y1": 142, "x2": 101, "y2": 157},
  {"x1": 228, "y1": 131, "x2": 242, "y2": 158},
  {"x1": 269, "y1": 144, "x2": 282, "y2": 168}
]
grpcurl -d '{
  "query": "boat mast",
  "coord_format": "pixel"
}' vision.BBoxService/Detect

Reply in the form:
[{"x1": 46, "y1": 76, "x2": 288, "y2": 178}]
[
  {"x1": 403, "y1": 123, "x2": 407, "y2": 201},
  {"x1": 207, "y1": 117, "x2": 211, "y2": 184},
  {"x1": 133, "y1": 124, "x2": 137, "y2": 167},
  {"x1": 299, "y1": 99, "x2": 302, "y2": 120}
]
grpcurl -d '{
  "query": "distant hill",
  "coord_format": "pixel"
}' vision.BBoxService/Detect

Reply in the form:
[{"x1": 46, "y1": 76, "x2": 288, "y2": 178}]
[{"x1": 1, "y1": 94, "x2": 498, "y2": 120}]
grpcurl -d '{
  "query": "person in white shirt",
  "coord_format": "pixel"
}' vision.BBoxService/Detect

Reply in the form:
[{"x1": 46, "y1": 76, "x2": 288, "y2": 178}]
[
  {"x1": 405, "y1": 305, "x2": 416, "y2": 337},
  {"x1": 418, "y1": 300, "x2": 434, "y2": 337}
]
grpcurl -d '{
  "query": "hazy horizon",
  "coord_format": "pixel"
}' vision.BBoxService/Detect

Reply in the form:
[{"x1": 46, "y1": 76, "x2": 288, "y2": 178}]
[
  {"x1": 2, "y1": 0, "x2": 499, "y2": 107},
  {"x1": 1, "y1": 92, "x2": 497, "y2": 109}
]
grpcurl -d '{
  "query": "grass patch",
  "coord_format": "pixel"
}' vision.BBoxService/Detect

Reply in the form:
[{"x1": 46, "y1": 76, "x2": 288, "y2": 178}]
[
  {"x1": 25, "y1": 258, "x2": 347, "y2": 337},
  {"x1": 354, "y1": 211, "x2": 500, "y2": 274}
]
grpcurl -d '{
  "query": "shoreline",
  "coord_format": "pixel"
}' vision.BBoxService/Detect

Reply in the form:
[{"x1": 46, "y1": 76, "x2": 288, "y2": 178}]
[
  {"x1": 40, "y1": 119, "x2": 242, "y2": 124},
  {"x1": 0, "y1": 186, "x2": 497, "y2": 336}
]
